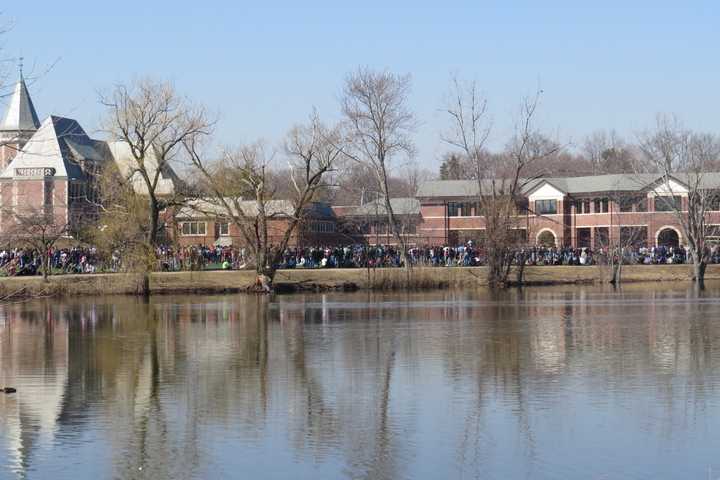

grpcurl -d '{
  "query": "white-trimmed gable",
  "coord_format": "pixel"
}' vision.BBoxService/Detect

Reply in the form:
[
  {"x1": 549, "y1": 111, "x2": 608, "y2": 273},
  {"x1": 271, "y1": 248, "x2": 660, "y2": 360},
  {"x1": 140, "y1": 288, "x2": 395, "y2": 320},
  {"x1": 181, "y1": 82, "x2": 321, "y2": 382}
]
[
  {"x1": 648, "y1": 178, "x2": 689, "y2": 196},
  {"x1": 527, "y1": 182, "x2": 565, "y2": 201}
]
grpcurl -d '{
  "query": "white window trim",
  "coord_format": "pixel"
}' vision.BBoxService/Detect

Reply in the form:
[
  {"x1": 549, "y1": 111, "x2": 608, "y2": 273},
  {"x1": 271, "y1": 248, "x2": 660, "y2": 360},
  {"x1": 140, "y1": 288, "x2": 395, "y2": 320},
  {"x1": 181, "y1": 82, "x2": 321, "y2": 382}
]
[{"x1": 180, "y1": 221, "x2": 207, "y2": 236}]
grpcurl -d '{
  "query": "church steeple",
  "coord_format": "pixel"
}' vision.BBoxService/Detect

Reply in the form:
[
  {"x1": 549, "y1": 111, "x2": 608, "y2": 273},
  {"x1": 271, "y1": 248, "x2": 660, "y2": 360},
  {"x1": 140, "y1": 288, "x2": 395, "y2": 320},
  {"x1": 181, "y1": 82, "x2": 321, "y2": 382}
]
[
  {"x1": 1, "y1": 59, "x2": 41, "y2": 133},
  {"x1": 0, "y1": 60, "x2": 41, "y2": 169}
]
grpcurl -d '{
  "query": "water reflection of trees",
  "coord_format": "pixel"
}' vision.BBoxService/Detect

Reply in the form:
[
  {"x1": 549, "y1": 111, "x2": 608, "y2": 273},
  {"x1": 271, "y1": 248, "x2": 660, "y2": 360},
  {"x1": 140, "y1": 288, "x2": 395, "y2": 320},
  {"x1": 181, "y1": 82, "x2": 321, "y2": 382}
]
[{"x1": 2, "y1": 286, "x2": 720, "y2": 477}]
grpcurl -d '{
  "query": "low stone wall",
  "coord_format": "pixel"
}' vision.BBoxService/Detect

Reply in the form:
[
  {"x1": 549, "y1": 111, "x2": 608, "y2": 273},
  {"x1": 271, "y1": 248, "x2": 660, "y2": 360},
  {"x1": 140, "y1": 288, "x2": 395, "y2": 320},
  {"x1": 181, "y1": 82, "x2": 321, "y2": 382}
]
[{"x1": 0, "y1": 264, "x2": 717, "y2": 298}]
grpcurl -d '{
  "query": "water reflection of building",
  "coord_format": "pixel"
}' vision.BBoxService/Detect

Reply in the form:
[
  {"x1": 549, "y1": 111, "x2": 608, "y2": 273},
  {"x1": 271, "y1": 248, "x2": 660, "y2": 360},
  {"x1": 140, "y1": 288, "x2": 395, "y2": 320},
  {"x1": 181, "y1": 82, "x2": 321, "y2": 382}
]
[
  {"x1": 0, "y1": 304, "x2": 69, "y2": 476},
  {"x1": 2, "y1": 289, "x2": 720, "y2": 478}
]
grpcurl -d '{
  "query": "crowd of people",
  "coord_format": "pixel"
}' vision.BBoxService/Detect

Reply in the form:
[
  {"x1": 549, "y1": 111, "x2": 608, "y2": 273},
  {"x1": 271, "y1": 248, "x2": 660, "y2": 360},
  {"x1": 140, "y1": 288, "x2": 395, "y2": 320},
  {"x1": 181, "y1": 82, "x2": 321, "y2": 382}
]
[
  {"x1": 155, "y1": 245, "x2": 245, "y2": 272},
  {"x1": 0, "y1": 247, "x2": 103, "y2": 276},
  {"x1": 276, "y1": 244, "x2": 708, "y2": 269},
  {"x1": 2, "y1": 242, "x2": 720, "y2": 277}
]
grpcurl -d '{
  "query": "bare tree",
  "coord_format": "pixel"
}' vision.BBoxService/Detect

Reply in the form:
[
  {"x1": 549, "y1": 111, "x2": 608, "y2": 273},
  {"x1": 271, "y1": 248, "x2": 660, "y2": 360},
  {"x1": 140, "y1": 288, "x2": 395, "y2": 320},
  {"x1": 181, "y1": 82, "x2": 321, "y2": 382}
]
[
  {"x1": 591, "y1": 198, "x2": 647, "y2": 287},
  {"x1": 185, "y1": 115, "x2": 342, "y2": 291},
  {"x1": 401, "y1": 161, "x2": 435, "y2": 198},
  {"x1": 583, "y1": 130, "x2": 637, "y2": 174},
  {"x1": 101, "y1": 79, "x2": 212, "y2": 246},
  {"x1": 638, "y1": 115, "x2": 720, "y2": 289},
  {"x1": 0, "y1": 206, "x2": 68, "y2": 281},
  {"x1": 341, "y1": 67, "x2": 416, "y2": 268},
  {"x1": 443, "y1": 77, "x2": 560, "y2": 287}
]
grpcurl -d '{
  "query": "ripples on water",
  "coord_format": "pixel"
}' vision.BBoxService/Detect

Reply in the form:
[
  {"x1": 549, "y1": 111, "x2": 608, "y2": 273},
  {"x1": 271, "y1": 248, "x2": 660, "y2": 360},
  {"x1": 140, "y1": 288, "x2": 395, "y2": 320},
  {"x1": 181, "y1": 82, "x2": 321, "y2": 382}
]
[{"x1": 2, "y1": 284, "x2": 720, "y2": 479}]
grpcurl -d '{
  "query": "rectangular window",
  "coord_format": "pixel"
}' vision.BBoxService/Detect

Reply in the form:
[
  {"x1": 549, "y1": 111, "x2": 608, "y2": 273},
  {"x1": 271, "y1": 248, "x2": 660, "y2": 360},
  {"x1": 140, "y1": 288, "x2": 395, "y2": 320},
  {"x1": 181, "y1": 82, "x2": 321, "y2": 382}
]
[
  {"x1": 619, "y1": 196, "x2": 634, "y2": 212},
  {"x1": 44, "y1": 179, "x2": 54, "y2": 221},
  {"x1": 470, "y1": 202, "x2": 480, "y2": 216},
  {"x1": 707, "y1": 225, "x2": 720, "y2": 238},
  {"x1": 310, "y1": 221, "x2": 335, "y2": 233},
  {"x1": 620, "y1": 226, "x2": 648, "y2": 247},
  {"x1": 180, "y1": 221, "x2": 207, "y2": 236},
  {"x1": 44, "y1": 180, "x2": 54, "y2": 206},
  {"x1": 619, "y1": 196, "x2": 647, "y2": 212},
  {"x1": 655, "y1": 196, "x2": 681, "y2": 212},
  {"x1": 594, "y1": 198, "x2": 609, "y2": 213},
  {"x1": 218, "y1": 222, "x2": 229, "y2": 236},
  {"x1": 575, "y1": 199, "x2": 591, "y2": 214},
  {"x1": 535, "y1": 199, "x2": 557, "y2": 215},
  {"x1": 594, "y1": 227, "x2": 609, "y2": 248},
  {"x1": 447, "y1": 202, "x2": 460, "y2": 217},
  {"x1": 69, "y1": 183, "x2": 83, "y2": 203},
  {"x1": 461, "y1": 202, "x2": 475, "y2": 217},
  {"x1": 577, "y1": 228, "x2": 592, "y2": 248}
]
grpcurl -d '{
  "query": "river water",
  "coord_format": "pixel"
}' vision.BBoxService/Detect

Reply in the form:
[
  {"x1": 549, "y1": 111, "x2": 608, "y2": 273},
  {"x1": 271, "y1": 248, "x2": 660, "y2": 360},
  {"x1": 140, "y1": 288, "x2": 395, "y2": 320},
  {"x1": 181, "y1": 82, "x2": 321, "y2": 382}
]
[{"x1": 2, "y1": 285, "x2": 720, "y2": 479}]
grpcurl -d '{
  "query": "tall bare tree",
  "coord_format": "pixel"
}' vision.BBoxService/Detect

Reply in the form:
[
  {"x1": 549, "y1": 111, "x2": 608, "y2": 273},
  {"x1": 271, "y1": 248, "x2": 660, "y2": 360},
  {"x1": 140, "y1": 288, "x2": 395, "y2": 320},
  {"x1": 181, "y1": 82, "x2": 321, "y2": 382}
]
[
  {"x1": 443, "y1": 77, "x2": 560, "y2": 287},
  {"x1": 186, "y1": 115, "x2": 342, "y2": 291},
  {"x1": 101, "y1": 79, "x2": 212, "y2": 246},
  {"x1": 341, "y1": 67, "x2": 416, "y2": 268},
  {"x1": 638, "y1": 115, "x2": 720, "y2": 289}
]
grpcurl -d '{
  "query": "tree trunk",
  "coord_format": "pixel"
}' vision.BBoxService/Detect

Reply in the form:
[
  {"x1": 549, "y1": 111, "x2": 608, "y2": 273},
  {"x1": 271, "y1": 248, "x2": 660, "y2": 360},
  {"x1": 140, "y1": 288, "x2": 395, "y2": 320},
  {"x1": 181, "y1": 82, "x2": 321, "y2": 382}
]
[
  {"x1": 487, "y1": 248, "x2": 507, "y2": 289},
  {"x1": 141, "y1": 272, "x2": 150, "y2": 296},
  {"x1": 42, "y1": 253, "x2": 50, "y2": 282},
  {"x1": 515, "y1": 251, "x2": 527, "y2": 286},
  {"x1": 148, "y1": 198, "x2": 160, "y2": 246},
  {"x1": 610, "y1": 260, "x2": 622, "y2": 286},
  {"x1": 253, "y1": 249, "x2": 276, "y2": 293},
  {"x1": 693, "y1": 258, "x2": 707, "y2": 290}
]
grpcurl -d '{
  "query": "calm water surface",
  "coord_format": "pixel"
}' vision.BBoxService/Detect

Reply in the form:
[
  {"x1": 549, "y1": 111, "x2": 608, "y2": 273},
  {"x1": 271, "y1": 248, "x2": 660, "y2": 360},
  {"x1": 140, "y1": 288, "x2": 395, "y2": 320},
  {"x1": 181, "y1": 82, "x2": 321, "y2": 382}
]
[{"x1": 2, "y1": 285, "x2": 720, "y2": 479}]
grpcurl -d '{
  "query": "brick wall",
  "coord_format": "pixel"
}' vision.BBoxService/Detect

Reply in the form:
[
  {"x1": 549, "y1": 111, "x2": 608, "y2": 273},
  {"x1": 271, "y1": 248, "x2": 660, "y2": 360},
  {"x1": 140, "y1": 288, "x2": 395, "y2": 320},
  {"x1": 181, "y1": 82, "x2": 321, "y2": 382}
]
[
  {"x1": 416, "y1": 195, "x2": 710, "y2": 248},
  {"x1": 0, "y1": 177, "x2": 69, "y2": 234}
]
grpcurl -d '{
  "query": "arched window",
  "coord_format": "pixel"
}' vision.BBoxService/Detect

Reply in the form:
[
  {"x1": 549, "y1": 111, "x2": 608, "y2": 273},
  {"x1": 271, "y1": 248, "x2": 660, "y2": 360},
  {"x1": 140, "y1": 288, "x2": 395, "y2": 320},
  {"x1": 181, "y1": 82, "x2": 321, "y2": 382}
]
[
  {"x1": 656, "y1": 227, "x2": 680, "y2": 247},
  {"x1": 537, "y1": 230, "x2": 556, "y2": 247}
]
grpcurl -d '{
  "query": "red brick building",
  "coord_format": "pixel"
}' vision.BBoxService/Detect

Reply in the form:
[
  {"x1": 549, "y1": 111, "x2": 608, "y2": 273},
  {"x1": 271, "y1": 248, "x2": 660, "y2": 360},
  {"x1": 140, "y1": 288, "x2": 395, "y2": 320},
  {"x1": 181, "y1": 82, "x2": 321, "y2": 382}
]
[
  {"x1": 333, "y1": 197, "x2": 422, "y2": 245},
  {"x1": 416, "y1": 175, "x2": 720, "y2": 248},
  {"x1": 172, "y1": 199, "x2": 341, "y2": 248},
  {"x1": 0, "y1": 72, "x2": 179, "y2": 238}
]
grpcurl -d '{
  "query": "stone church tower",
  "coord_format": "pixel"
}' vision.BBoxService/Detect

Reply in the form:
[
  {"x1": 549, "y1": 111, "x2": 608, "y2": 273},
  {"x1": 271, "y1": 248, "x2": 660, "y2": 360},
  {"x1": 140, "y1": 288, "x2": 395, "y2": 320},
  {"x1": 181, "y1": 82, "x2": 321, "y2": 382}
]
[{"x1": 0, "y1": 67, "x2": 41, "y2": 171}]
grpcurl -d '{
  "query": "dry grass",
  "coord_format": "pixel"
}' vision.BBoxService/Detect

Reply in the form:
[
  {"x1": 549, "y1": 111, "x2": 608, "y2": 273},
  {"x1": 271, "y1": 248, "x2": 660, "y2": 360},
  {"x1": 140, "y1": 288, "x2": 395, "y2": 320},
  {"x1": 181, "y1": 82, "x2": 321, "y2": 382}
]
[{"x1": 0, "y1": 264, "x2": 717, "y2": 299}]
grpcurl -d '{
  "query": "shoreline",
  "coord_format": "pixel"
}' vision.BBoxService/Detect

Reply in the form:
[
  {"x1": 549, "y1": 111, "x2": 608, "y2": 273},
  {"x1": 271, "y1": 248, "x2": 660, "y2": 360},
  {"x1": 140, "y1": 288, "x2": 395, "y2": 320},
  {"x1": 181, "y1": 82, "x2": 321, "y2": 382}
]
[{"x1": 0, "y1": 264, "x2": 718, "y2": 299}]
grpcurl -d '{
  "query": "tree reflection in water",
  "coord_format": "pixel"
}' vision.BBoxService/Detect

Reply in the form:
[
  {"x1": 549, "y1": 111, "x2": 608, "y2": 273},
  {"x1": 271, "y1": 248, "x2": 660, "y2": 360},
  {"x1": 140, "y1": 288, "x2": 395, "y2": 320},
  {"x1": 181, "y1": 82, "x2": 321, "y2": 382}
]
[{"x1": 2, "y1": 285, "x2": 720, "y2": 479}]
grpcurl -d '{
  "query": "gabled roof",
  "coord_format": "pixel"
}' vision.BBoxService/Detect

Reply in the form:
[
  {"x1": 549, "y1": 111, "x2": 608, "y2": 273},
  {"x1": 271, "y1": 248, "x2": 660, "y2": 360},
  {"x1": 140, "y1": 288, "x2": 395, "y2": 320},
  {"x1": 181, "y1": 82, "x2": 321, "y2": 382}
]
[
  {"x1": 0, "y1": 116, "x2": 105, "y2": 179},
  {"x1": 542, "y1": 174, "x2": 658, "y2": 195},
  {"x1": 416, "y1": 180, "x2": 479, "y2": 198},
  {"x1": 416, "y1": 179, "x2": 543, "y2": 198},
  {"x1": 177, "y1": 198, "x2": 335, "y2": 219},
  {"x1": 107, "y1": 141, "x2": 179, "y2": 196},
  {"x1": 0, "y1": 75, "x2": 40, "y2": 132},
  {"x1": 341, "y1": 197, "x2": 421, "y2": 216},
  {"x1": 418, "y1": 173, "x2": 720, "y2": 199}
]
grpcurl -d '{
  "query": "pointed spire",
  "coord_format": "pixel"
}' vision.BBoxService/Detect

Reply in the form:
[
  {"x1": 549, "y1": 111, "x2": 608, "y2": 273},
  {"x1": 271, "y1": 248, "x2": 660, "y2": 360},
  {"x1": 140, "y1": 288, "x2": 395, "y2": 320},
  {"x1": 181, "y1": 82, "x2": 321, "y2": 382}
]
[{"x1": 1, "y1": 61, "x2": 41, "y2": 133}]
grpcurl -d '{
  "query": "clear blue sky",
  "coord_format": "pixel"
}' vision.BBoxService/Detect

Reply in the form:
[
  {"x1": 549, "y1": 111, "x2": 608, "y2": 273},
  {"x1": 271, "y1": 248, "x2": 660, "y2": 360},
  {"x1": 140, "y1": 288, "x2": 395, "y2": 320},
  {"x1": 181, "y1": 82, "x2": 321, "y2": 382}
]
[{"x1": 2, "y1": 1, "x2": 719, "y2": 170}]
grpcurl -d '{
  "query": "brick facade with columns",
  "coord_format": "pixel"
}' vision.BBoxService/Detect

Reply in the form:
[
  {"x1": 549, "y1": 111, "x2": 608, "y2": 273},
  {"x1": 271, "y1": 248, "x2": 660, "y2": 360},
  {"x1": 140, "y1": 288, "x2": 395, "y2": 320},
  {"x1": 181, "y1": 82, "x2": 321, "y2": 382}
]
[{"x1": 415, "y1": 175, "x2": 720, "y2": 249}]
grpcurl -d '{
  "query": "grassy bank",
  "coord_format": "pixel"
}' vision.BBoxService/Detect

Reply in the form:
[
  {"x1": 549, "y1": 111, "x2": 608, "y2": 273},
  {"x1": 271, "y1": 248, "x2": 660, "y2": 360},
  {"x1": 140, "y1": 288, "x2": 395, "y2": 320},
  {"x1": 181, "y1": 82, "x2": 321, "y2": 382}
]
[{"x1": 1, "y1": 264, "x2": 719, "y2": 299}]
